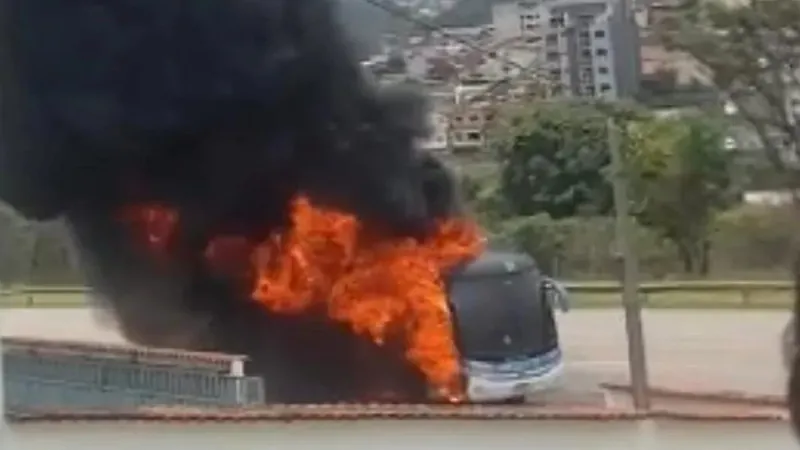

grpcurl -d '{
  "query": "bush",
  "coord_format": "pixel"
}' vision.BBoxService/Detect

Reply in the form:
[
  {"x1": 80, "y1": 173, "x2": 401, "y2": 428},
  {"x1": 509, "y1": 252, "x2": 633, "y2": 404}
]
[
  {"x1": 0, "y1": 205, "x2": 82, "y2": 286},
  {"x1": 711, "y1": 203, "x2": 795, "y2": 276},
  {"x1": 486, "y1": 203, "x2": 796, "y2": 280},
  {"x1": 492, "y1": 214, "x2": 570, "y2": 274},
  {"x1": 491, "y1": 214, "x2": 678, "y2": 279}
]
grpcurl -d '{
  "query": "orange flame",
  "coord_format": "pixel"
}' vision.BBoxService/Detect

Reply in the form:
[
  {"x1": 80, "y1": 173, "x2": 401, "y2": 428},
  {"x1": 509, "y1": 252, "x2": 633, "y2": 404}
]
[
  {"x1": 119, "y1": 195, "x2": 484, "y2": 399},
  {"x1": 118, "y1": 204, "x2": 178, "y2": 255}
]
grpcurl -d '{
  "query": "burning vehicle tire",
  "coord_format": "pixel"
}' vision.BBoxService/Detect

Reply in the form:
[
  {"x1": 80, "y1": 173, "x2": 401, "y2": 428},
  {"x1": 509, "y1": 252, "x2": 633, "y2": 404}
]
[{"x1": 446, "y1": 251, "x2": 569, "y2": 403}]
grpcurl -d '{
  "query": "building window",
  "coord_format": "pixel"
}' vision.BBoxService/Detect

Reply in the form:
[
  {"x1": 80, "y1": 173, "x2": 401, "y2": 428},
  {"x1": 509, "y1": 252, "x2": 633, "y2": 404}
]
[
  {"x1": 596, "y1": 48, "x2": 608, "y2": 56},
  {"x1": 469, "y1": 114, "x2": 480, "y2": 122},
  {"x1": 594, "y1": 29, "x2": 606, "y2": 38},
  {"x1": 546, "y1": 33, "x2": 558, "y2": 45},
  {"x1": 579, "y1": 30, "x2": 590, "y2": 38},
  {"x1": 549, "y1": 14, "x2": 565, "y2": 27},
  {"x1": 598, "y1": 66, "x2": 609, "y2": 74},
  {"x1": 466, "y1": 132, "x2": 482, "y2": 141},
  {"x1": 600, "y1": 83, "x2": 612, "y2": 92},
  {"x1": 547, "y1": 51, "x2": 560, "y2": 62},
  {"x1": 525, "y1": 23, "x2": 537, "y2": 30},
  {"x1": 581, "y1": 49, "x2": 592, "y2": 58}
]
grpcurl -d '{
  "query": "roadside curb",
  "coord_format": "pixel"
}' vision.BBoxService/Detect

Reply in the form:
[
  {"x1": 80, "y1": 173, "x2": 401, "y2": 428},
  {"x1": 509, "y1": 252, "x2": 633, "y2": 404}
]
[{"x1": 602, "y1": 382, "x2": 786, "y2": 407}]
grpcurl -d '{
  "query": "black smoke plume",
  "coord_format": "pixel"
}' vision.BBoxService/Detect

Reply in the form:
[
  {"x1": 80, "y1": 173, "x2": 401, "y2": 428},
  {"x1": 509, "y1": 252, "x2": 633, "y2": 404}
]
[{"x1": 0, "y1": 0, "x2": 464, "y2": 402}]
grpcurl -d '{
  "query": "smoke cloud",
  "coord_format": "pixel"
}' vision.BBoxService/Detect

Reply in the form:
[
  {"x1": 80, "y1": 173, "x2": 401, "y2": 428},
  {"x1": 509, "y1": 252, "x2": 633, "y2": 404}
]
[{"x1": 0, "y1": 0, "x2": 465, "y2": 402}]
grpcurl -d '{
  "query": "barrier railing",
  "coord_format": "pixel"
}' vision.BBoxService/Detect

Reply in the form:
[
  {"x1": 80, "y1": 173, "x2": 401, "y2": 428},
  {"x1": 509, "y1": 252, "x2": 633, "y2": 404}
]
[
  {"x1": 0, "y1": 281, "x2": 794, "y2": 307},
  {"x1": 2, "y1": 337, "x2": 265, "y2": 409},
  {"x1": 566, "y1": 280, "x2": 793, "y2": 306}
]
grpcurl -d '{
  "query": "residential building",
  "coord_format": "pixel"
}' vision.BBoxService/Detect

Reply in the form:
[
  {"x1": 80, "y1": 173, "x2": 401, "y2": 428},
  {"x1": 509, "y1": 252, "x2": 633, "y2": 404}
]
[
  {"x1": 417, "y1": 100, "x2": 491, "y2": 154},
  {"x1": 418, "y1": 110, "x2": 450, "y2": 153},
  {"x1": 639, "y1": 42, "x2": 710, "y2": 87},
  {"x1": 447, "y1": 101, "x2": 493, "y2": 152},
  {"x1": 491, "y1": 0, "x2": 640, "y2": 99}
]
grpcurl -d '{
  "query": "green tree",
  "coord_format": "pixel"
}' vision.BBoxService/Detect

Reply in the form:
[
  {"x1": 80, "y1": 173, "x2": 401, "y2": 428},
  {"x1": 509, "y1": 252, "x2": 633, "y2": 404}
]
[
  {"x1": 491, "y1": 101, "x2": 613, "y2": 219},
  {"x1": 626, "y1": 114, "x2": 736, "y2": 274},
  {"x1": 659, "y1": 3, "x2": 800, "y2": 390},
  {"x1": 659, "y1": 0, "x2": 800, "y2": 190},
  {"x1": 495, "y1": 214, "x2": 570, "y2": 274}
]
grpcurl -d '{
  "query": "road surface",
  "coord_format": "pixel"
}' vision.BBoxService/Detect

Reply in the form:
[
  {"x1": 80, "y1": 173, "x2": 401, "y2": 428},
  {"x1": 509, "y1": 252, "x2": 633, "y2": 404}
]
[{"x1": 0, "y1": 308, "x2": 790, "y2": 395}]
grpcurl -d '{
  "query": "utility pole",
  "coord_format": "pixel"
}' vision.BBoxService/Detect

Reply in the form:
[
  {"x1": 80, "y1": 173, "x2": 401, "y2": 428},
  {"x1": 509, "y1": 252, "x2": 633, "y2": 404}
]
[
  {"x1": 607, "y1": 116, "x2": 650, "y2": 410},
  {"x1": 0, "y1": 287, "x2": 5, "y2": 438}
]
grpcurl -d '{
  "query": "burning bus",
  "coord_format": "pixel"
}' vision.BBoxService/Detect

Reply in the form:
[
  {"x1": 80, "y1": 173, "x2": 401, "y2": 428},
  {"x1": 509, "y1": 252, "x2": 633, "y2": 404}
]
[
  {"x1": 446, "y1": 250, "x2": 569, "y2": 402},
  {"x1": 69, "y1": 197, "x2": 569, "y2": 404},
  {"x1": 0, "y1": 0, "x2": 568, "y2": 404}
]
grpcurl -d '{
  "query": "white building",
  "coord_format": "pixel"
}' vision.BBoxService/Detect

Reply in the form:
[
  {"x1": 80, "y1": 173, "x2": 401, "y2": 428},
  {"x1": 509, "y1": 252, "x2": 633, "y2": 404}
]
[
  {"x1": 491, "y1": 0, "x2": 640, "y2": 99},
  {"x1": 418, "y1": 110, "x2": 450, "y2": 152}
]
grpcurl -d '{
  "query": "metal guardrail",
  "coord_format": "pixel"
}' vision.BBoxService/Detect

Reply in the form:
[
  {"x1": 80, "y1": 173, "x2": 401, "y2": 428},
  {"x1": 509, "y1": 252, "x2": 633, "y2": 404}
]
[
  {"x1": 2, "y1": 338, "x2": 265, "y2": 409},
  {"x1": 1, "y1": 282, "x2": 793, "y2": 307},
  {"x1": 568, "y1": 280, "x2": 793, "y2": 306},
  {"x1": 0, "y1": 281, "x2": 793, "y2": 295},
  {"x1": 565, "y1": 280, "x2": 793, "y2": 293}
]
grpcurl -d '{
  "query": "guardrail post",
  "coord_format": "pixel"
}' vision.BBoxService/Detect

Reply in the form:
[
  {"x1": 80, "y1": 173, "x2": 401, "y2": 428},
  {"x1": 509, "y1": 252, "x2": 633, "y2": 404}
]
[
  {"x1": 229, "y1": 358, "x2": 245, "y2": 405},
  {"x1": 741, "y1": 288, "x2": 752, "y2": 306}
]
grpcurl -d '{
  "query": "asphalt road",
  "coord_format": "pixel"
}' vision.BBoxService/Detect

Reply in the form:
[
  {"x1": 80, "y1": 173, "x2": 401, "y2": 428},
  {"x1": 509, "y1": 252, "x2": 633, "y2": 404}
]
[{"x1": 0, "y1": 308, "x2": 791, "y2": 396}]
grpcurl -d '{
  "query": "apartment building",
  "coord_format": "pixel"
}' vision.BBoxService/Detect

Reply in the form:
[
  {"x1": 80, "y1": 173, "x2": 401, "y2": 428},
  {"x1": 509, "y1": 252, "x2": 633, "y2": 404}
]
[
  {"x1": 447, "y1": 100, "x2": 494, "y2": 152},
  {"x1": 491, "y1": 0, "x2": 640, "y2": 99},
  {"x1": 417, "y1": 101, "x2": 491, "y2": 154}
]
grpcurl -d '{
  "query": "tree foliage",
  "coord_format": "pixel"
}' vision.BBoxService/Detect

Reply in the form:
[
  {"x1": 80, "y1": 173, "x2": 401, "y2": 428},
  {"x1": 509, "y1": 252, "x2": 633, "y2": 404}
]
[
  {"x1": 0, "y1": 203, "x2": 80, "y2": 286},
  {"x1": 660, "y1": 1, "x2": 800, "y2": 378},
  {"x1": 484, "y1": 99, "x2": 737, "y2": 275},
  {"x1": 490, "y1": 101, "x2": 614, "y2": 219},
  {"x1": 626, "y1": 114, "x2": 736, "y2": 273},
  {"x1": 660, "y1": 0, "x2": 800, "y2": 185}
]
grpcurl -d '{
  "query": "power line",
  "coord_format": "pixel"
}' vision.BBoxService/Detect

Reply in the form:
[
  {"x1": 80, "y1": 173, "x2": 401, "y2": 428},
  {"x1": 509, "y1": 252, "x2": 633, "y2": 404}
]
[
  {"x1": 358, "y1": 0, "x2": 528, "y2": 72},
  {"x1": 358, "y1": 0, "x2": 569, "y2": 103}
]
